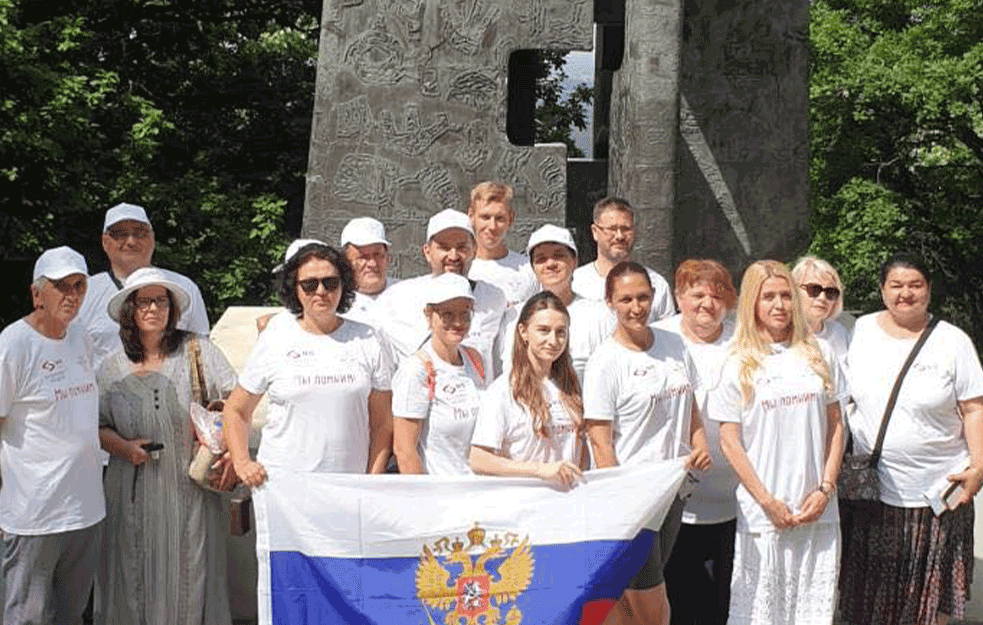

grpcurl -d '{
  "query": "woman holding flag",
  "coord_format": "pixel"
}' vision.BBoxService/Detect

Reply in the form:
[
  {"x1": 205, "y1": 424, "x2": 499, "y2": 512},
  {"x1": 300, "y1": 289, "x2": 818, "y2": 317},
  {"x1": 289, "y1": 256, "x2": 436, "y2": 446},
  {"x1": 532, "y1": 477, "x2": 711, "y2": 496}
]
[
  {"x1": 469, "y1": 291, "x2": 586, "y2": 486},
  {"x1": 583, "y1": 261, "x2": 710, "y2": 625}
]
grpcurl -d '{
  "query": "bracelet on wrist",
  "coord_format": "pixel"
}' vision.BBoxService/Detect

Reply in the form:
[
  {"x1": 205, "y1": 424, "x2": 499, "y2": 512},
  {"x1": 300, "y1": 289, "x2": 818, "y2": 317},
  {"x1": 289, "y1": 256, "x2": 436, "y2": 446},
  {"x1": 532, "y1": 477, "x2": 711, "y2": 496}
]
[{"x1": 818, "y1": 481, "x2": 836, "y2": 497}]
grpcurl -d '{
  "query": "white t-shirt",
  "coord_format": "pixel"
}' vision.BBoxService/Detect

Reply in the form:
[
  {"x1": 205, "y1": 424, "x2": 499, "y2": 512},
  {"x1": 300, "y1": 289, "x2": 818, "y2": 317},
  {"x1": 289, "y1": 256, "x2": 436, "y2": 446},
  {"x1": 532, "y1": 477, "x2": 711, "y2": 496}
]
[
  {"x1": 391, "y1": 343, "x2": 485, "y2": 475},
  {"x1": 571, "y1": 262, "x2": 675, "y2": 322},
  {"x1": 495, "y1": 295, "x2": 615, "y2": 383},
  {"x1": 468, "y1": 251, "x2": 540, "y2": 308},
  {"x1": 847, "y1": 314, "x2": 983, "y2": 507},
  {"x1": 239, "y1": 315, "x2": 392, "y2": 473},
  {"x1": 709, "y1": 341, "x2": 846, "y2": 532},
  {"x1": 0, "y1": 320, "x2": 105, "y2": 534},
  {"x1": 583, "y1": 329, "x2": 698, "y2": 467},
  {"x1": 377, "y1": 274, "x2": 507, "y2": 377},
  {"x1": 471, "y1": 376, "x2": 581, "y2": 464},
  {"x1": 74, "y1": 269, "x2": 210, "y2": 366},
  {"x1": 816, "y1": 318, "x2": 851, "y2": 375},
  {"x1": 341, "y1": 279, "x2": 400, "y2": 329},
  {"x1": 654, "y1": 315, "x2": 739, "y2": 524}
]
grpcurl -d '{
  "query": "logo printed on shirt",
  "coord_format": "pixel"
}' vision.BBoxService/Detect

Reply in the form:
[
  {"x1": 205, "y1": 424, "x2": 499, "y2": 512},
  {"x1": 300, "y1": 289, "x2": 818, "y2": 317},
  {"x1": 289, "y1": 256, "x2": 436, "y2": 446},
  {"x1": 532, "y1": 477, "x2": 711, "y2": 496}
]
[{"x1": 40, "y1": 359, "x2": 62, "y2": 372}]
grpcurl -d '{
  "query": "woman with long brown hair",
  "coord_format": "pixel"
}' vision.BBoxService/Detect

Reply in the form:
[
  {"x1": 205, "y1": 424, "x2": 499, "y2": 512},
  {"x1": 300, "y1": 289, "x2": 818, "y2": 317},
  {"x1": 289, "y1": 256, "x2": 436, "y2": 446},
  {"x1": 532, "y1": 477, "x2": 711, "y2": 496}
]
[{"x1": 469, "y1": 291, "x2": 585, "y2": 487}]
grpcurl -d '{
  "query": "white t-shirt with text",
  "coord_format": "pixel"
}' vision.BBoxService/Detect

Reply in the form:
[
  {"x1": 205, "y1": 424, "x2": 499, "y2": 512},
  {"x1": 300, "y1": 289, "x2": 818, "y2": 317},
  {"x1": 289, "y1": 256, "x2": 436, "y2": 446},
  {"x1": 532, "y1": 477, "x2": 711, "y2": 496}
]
[
  {"x1": 847, "y1": 314, "x2": 983, "y2": 507},
  {"x1": 471, "y1": 376, "x2": 581, "y2": 464},
  {"x1": 0, "y1": 320, "x2": 105, "y2": 534},
  {"x1": 239, "y1": 316, "x2": 392, "y2": 473},
  {"x1": 571, "y1": 262, "x2": 675, "y2": 322},
  {"x1": 391, "y1": 343, "x2": 485, "y2": 475},
  {"x1": 654, "y1": 314, "x2": 738, "y2": 524},
  {"x1": 709, "y1": 341, "x2": 846, "y2": 532},
  {"x1": 583, "y1": 329, "x2": 698, "y2": 466}
]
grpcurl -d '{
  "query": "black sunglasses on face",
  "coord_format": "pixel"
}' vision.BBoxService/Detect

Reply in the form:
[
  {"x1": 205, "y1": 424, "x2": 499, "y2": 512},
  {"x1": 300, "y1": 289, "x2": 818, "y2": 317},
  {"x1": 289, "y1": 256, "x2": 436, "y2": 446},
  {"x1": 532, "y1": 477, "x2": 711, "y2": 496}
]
[
  {"x1": 800, "y1": 283, "x2": 841, "y2": 300},
  {"x1": 297, "y1": 276, "x2": 341, "y2": 294}
]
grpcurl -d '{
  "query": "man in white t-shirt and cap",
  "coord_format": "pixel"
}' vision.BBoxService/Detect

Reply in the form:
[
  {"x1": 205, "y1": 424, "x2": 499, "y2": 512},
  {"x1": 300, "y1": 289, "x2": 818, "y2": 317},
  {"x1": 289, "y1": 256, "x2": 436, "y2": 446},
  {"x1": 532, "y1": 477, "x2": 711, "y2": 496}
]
[
  {"x1": 339, "y1": 217, "x2": 400, "y2": 328},
  {"x1": 74, "y1": 202, "x2": 210, "y2": 365},
  {"x1": 571, "y1": 196, "x2": 674, "y2": 321},
  {"x1": 377, "y1": 208, "x2": 507, "y2": 377},
  {"x1": 465, "y1": 181, "x2": 540, "y2": 307},
  {"x1": 0, "y1": 247, "x2": 105, "y2": 625}
]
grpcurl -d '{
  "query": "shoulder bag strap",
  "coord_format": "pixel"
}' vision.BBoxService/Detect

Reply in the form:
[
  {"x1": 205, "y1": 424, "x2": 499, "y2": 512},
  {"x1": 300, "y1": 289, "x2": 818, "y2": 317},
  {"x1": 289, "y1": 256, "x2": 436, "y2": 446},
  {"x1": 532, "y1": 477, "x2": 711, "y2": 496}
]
[
  {"x1": 869, "y1": 316, "x2": 940, "y2": 466},
  {"x1": 187, "y1": 335, "x2": 208, "y2": 407}
]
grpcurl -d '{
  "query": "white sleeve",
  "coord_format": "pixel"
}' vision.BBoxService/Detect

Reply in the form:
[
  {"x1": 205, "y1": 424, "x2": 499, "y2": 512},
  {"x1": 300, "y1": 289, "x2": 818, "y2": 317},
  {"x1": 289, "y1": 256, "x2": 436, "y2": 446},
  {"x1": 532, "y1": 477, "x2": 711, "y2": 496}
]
[
  {"x1": 470, "y1": 385, "x2": 509, "y2": 452},
  {"x1": 391, "y1": 357, "x2": 431, "y2": 419},
  {"x1": 200, "y1": 338, "x2": 238, "y2": 398},
  {"x1": 823, "y1": 343, "x2": 848, "y2": 405},
  {"x1": 683, "y1": 349, "x2": 702, "y2": 393},
  {"x1": 952, "y1": 327, "x2": 983, "y2": 401},
  {"x1": 367, "y1": 329, "x2": 393, "y2": 391},
  {"x1": 649, "y1": 271, "x2": 676, "y2": 320},
  {"x1": 238, "y1": 331, "x2": 274, "y2": 396},
  {"x1": 494, "y1": 308, "x2": 518, "y2": 376},
  {"x1": 707, "y1": 359, "x2": 742, "y2": 423},
  {"x1": 583, "y1": 352, "x2": 618, "y2": 421},
  {"x1": 0, "y1": 335, "x2": 20, "y2": 417}
]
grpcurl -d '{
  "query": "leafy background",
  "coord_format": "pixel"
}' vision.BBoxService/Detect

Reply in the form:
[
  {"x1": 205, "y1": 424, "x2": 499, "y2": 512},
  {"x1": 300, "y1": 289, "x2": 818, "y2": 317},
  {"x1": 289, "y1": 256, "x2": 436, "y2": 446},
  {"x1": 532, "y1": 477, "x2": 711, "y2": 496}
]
[{"x1": 1, "y1": 0, "x2": 980, "y2": 346}]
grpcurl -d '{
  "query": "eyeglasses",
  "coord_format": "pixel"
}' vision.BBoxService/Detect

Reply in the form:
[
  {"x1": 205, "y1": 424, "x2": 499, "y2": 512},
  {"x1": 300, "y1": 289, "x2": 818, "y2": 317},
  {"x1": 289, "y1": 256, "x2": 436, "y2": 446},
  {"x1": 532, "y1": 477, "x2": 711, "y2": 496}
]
[
  {"x1": 106, "y1": 227, "x2": 152, "y2": 241},
  {"x1": 51, "y1": 277, "x2": 86, "y2": 295},
  {"x1": 433, "y1": 309, "x2": 473, "y2": 325},
  {"x1": 297, "y1": 276, "x2": 341, "y2": 294},
  {"x1": 593, "y1": 223, "x2": 634, "y2": 237},
  {"x1": 135, "y1": 296, "x2": 170, "y2": 310},
  {"x1": 800, "y1": 283, "x2": 841, "y2": 300}
]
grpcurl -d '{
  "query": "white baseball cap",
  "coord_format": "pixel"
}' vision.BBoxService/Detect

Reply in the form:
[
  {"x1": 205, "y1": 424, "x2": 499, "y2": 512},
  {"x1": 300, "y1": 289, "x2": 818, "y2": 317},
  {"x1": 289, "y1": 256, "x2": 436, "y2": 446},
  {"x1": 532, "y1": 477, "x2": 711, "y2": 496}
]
[
  {"x1": 107, "y1": 267, "x2": 191, "y2": 322},
  {"x1": 340, "y1": 217, "x2": 390, "y2": 248},
  {"x1": 273, "y1": 238, "x2": 328, "y2": 273},
  {"x1": 426, "y1": 209, "x2": 474, "y2": 241},
  {"x1": 425, "y1": 273, "x2": 475, "y2": 305},
  {"x1": 526, "y1": 224, "x2": 578, "y2": 257},
  {"x1": 104, "y1": 203, "x2": 152, "y2": 232},
  {"x1": 33, "y1": 246, "x2": 88, "y2": 281}
]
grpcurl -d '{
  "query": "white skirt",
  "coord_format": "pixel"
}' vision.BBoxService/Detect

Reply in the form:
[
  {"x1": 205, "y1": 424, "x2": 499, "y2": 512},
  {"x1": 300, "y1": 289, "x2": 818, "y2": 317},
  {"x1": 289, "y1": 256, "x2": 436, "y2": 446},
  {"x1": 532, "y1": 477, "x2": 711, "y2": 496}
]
[{"x1": 727, "y1": 522, "x2": 840, "y2": 625}]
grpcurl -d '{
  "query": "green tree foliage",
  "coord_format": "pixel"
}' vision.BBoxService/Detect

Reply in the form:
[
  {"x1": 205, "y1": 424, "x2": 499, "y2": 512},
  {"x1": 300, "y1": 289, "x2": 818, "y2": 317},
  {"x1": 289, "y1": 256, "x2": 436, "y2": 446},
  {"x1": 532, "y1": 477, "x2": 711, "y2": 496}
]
[
  {"x1": 535, "y1": 51, "x2": 593, "y2": 158},
  {"x1": 808, "y1": 0, "x2": 983, "y2": 344},
  {"x1": 0, "y1": 0, "x2": 322, "y2": 324}
]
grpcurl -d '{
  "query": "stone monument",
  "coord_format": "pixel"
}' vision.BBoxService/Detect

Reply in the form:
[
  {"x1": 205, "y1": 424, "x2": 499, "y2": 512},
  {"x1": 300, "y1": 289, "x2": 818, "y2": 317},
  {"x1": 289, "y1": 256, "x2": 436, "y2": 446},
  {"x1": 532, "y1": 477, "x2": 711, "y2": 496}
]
[{"x1": 304, "y1": 0, "x2": 811, "y2": 279}]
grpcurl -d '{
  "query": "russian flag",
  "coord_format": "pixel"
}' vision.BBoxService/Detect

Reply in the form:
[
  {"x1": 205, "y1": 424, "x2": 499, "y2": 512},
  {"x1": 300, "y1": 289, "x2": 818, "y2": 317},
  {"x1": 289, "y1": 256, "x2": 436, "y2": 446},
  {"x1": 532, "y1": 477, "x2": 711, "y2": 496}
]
[{"x1": 255, "y1": 459, "x2": 686, "y2": 625}]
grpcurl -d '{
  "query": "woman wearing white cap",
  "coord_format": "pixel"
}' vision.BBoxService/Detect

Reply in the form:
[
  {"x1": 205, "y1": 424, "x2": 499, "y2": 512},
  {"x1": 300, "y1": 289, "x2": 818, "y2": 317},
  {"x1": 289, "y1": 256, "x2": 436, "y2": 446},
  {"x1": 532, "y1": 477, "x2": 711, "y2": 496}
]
[
  {"x1": 495, "y1": 224, "x2": 614, "y2": 381},
  {"x1": 392, "y1": 273, "x2": 486, "y2": 474},
  {"x1": 95, "y1": 266, "x2": 237, "y2": 625},
  {"x1": 225, "y1": 242, "x2": 393, "y2": 486},
  {"x1": 469, "y1": 291, "x2": 586, "y2": 487},
  {"x1": 0, "y1": 247, "x2": 104, "y2": 625}
]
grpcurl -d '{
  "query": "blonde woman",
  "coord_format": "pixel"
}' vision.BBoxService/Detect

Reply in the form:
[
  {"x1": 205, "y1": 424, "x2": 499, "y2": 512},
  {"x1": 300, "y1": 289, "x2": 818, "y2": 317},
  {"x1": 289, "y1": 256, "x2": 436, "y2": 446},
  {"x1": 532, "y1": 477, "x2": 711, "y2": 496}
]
[
  {"x1": 709, "y1": 260, "x2": 846, "y2": 625},
  {"x1": 469, "y1": 291, "x2": 585, "y2": 487},
  {"x1": 791, "y1": 255, "x2": 851, "y2": 369}
]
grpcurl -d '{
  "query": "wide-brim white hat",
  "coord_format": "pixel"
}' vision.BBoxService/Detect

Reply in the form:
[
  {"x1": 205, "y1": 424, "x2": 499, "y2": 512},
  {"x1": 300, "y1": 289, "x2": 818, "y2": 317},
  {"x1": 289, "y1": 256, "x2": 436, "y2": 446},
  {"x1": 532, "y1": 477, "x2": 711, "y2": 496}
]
[{"x1": 107, "y1": 266, "x2": 191, "y2": 322}]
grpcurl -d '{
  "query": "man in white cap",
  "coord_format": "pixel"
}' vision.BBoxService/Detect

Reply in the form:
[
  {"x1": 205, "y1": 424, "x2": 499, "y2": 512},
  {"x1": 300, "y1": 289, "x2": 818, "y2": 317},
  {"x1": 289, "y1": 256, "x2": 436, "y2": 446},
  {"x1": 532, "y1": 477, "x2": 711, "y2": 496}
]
[
  {"x1": 340, "y1": 217, "x2": 399, "y2": 328},
  {"x1": 74, "y1": 202, "x2": 210, "y2": 365},
  {"x1": 571, "y1": 196, "x2": 675, "y2": 321},
  {"x1": 0, "y1": 247, "x2": 105, "y2": 625},
  {"x1": 377, "y1": 208, "x2": 507, "y2": 377},
  {"x1": 466, "y1": 181, "x2": 540, "y2": 307},
  {"x1": 495, "y1": 224, "x2": 614, "y2": 381}
]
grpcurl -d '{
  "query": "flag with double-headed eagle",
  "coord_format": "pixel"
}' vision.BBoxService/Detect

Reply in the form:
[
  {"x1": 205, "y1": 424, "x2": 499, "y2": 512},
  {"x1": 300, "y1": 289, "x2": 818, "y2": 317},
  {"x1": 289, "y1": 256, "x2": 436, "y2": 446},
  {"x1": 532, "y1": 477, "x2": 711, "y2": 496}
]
[{"x1": 254, "y1": 459, "x2": 688, "y2": 625}]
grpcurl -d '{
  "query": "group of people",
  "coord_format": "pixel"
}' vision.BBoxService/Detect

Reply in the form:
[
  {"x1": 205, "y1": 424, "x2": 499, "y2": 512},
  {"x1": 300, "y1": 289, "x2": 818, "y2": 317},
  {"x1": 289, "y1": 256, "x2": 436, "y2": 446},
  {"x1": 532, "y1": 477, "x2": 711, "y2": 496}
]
[{"x1": 0, "y1": 182, "x2": 981, "y2": 625}]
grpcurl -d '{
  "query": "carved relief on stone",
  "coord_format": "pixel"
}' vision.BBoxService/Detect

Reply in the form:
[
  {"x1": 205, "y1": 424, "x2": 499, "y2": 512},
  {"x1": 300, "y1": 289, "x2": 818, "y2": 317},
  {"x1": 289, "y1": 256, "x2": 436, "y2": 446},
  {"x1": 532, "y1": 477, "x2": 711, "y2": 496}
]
[
  {"x1": 378, "y1": 104, "x2": 451, "y2": 156},
  {"x1": 446, "y1": 70, "x2": 498, "y2": 110},
  {"x1": 439, "y1": 0, "x2": 499, "y2": 56},
  {"x1": 332, "y1": 152, "x2": 413, "y2": 211},
  {"x1": 343, "y1": 17, "x2": 409, "y2": 86}
]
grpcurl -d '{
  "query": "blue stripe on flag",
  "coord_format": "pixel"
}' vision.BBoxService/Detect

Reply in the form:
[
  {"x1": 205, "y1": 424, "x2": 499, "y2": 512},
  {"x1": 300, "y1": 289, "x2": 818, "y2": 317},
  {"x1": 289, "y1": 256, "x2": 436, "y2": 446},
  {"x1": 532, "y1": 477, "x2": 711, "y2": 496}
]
[{"x1": 269, "y1": 531, "x2": 654, "y2": 625}]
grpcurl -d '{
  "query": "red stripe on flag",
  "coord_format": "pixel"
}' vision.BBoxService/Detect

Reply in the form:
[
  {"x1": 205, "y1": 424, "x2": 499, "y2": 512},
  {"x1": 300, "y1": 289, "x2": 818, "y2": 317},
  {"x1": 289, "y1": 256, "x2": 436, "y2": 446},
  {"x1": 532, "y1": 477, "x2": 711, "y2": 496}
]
[{"x1": 580, "y1": 599, "x2": 617, "y2": 625}]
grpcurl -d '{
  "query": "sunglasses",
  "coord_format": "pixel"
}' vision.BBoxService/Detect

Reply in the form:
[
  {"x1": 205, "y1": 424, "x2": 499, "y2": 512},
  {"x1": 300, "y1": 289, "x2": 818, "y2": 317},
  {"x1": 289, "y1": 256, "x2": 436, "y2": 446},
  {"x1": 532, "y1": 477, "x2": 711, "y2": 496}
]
[
  {"x1": 800, "y1": 283, "x2": 841, "y2": 300},
  {"x1": 297, "y1": 276, "x2": 341, "y2": 294}
]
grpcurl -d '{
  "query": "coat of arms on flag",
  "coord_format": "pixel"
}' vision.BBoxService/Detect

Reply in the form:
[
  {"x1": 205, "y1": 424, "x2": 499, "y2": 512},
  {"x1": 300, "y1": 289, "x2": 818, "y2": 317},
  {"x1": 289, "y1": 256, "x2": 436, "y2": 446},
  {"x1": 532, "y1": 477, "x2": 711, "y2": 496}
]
[{"x1": 417, "y1": 523, "x2": 533, "y2": 625}]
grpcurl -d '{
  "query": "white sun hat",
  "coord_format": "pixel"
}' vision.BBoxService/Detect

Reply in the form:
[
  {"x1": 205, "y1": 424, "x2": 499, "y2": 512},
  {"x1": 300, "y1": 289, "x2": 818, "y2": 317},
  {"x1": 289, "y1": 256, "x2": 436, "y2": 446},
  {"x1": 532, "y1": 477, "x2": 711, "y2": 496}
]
[
  {"x1": 426, "y1": 209, "x2": 474, "y2": 241},
  {"x1": 104, "y1": 203, "x2": 152, "y2": 232},
  {"x1": 107, "y1": 266, "x2": 191, "y2": 322},
  {"x1": 425, "y1": 273, "x2": 475, "y2": 305},
  {"x1": 340, "y1": 217, "x2": 390, "y2": 248},
  {"x1": 33, "y1": 246, "x2": 88, "y2": 282},
  {"x1": 526, "y1": 224, "x2": 578, "y2": 257}
]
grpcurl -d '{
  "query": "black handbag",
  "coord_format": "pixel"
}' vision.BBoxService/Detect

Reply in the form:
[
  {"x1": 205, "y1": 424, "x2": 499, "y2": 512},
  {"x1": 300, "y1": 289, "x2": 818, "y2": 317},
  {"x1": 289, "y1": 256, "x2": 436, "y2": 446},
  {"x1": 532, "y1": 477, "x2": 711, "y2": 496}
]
[{"x1": 838, "y1": 316, "x2": 939, "y2": 501}]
